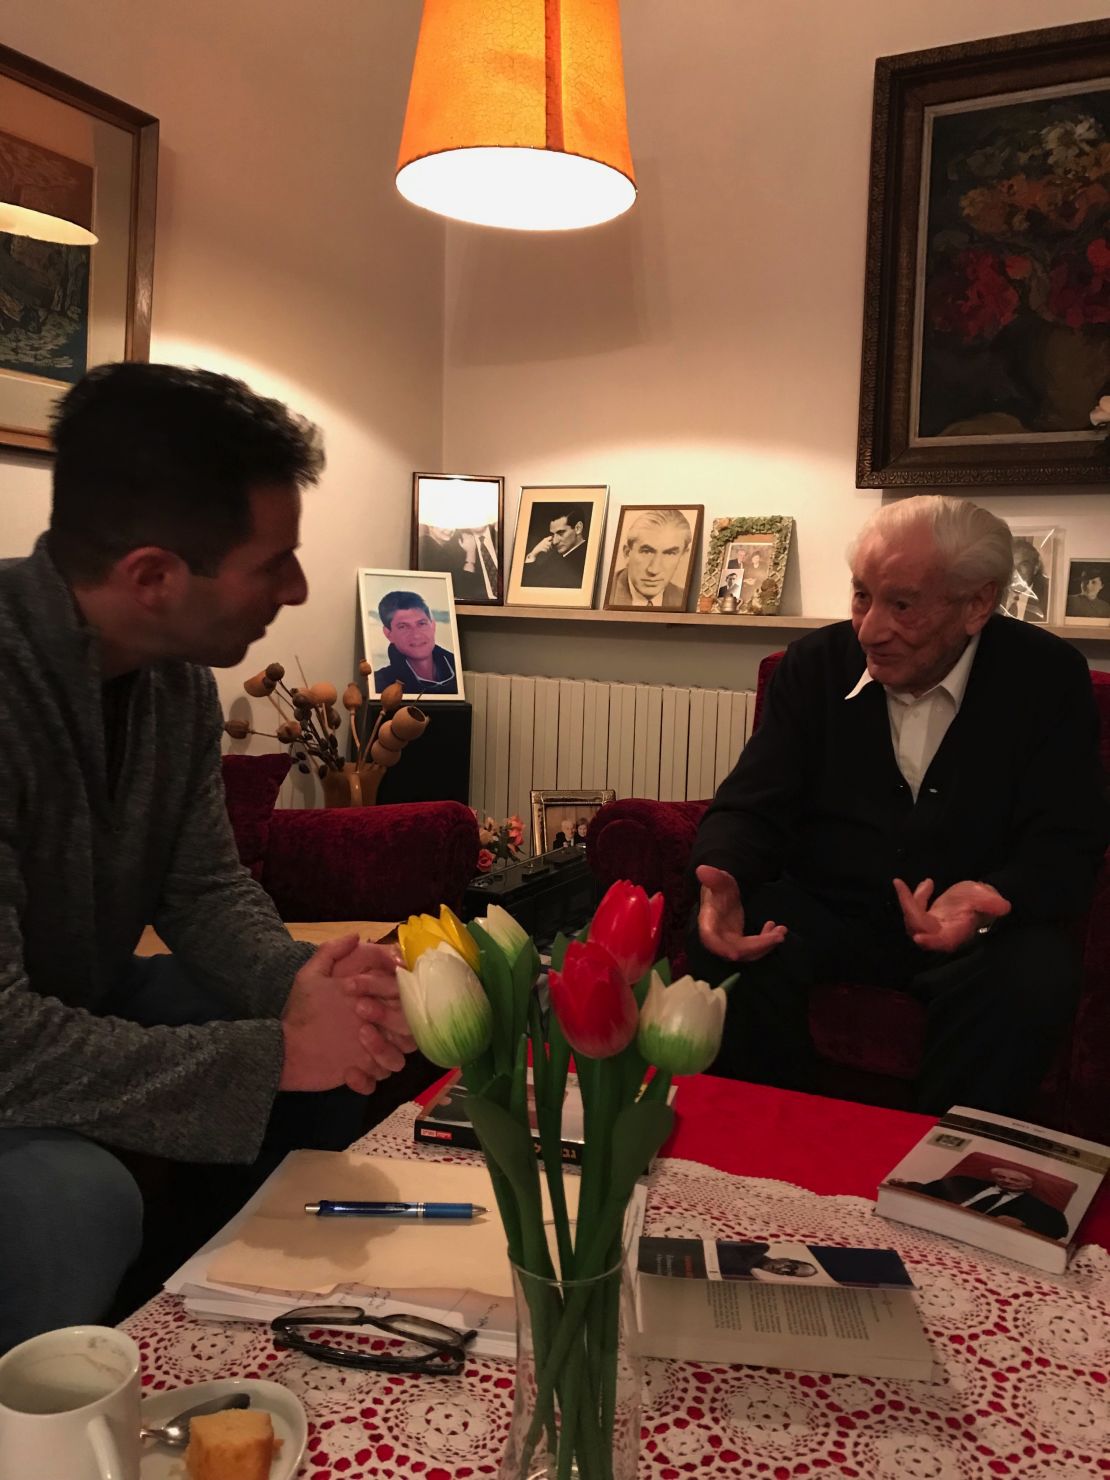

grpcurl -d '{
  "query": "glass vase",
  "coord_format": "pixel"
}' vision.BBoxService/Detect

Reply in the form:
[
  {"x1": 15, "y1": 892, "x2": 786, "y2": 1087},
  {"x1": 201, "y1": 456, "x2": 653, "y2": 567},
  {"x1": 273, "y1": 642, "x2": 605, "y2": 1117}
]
[{"x1": 499, "y1": 1247, "x2": 641, "y2": 1480}]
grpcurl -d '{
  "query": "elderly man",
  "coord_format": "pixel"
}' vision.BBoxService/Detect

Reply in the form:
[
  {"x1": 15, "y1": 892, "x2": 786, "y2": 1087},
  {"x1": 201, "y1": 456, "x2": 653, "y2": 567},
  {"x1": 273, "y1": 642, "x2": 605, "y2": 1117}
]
[
  {"x1": 0, "y1": 364, "x2": 415, "y2": 1352},
  {"x1": 902, "y1": 1165, "x2": 1068, "y2": 1240},
  {"x1": 611, "y1": 507, "x2": 692, "y2": 609},
  {"x1": 690, "y1": 495, "x2": 1108, "y2": 1117}
]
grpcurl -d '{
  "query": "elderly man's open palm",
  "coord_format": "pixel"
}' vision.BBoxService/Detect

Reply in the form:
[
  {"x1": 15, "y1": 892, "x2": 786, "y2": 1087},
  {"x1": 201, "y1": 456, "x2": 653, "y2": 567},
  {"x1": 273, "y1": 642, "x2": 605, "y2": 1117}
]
[
  {"x1": 696, "y1": 865, "x2": 787, "y2": 962},
  {"x1": 893, "y1": 877, "x2": 1011, "y2": 953}
]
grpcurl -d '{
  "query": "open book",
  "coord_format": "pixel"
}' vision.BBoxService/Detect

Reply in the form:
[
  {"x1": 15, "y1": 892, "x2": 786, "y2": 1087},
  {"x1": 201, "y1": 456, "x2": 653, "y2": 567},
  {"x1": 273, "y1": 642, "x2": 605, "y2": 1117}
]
[
  {"x1": 876, "y1": 1106, "x2": 1110, "y2": 1274},
  {"x1": 635, "y1": 1236, "x2": 935, "y2": 1379}
]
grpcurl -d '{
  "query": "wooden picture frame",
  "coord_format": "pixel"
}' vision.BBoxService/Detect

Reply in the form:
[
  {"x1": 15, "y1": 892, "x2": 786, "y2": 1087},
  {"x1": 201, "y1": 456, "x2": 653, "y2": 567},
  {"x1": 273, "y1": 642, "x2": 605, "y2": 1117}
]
[
  {"x1": 410, "y1": 471, "x2": 505, "y2": 606},
  {"x1": 530, "y1": 788, "x2": 616, "y2": 854},
  {"x1": 0, "y1": 43, "x2": 158, "y2": 453},
  {"x1": 603, "y1": 504, "x2": 703, "y2": 612},
  {"x1": 856, "y1": 19, "x2": 1110, "y2": 489},
  {"x1": 697, "y1": 516, "x2": 793, "y2": 616},
  {"x1": 507, "y1": 485, "x2": 608, "y2": 608},
  {"x1": 357, "y1": 567, "x2": 466, "y2": 701}
]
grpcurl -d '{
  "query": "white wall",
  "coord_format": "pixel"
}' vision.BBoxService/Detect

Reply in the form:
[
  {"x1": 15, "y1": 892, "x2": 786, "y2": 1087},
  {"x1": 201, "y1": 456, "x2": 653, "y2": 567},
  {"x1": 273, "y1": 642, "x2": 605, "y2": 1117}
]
[
  {"x1": 0, "y1": 0, "x2": 445, "y2": 744},
  {"x1": 443, "y1": 0, "x2": 1110, "y2": 685}
]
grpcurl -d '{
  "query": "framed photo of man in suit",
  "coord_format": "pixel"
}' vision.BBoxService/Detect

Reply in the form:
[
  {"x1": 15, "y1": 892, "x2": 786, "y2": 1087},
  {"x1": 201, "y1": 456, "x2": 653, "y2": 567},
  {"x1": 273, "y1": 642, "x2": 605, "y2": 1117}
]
[
  {"x1": 411, "y1": 471, "x2": 504, "y2": 606},
  {"x1": 603, "y1": 504, "x2": 703, "y2": 612},
  {"x1": 507, "y1": 485, "x2": 608, "y2": 608}
]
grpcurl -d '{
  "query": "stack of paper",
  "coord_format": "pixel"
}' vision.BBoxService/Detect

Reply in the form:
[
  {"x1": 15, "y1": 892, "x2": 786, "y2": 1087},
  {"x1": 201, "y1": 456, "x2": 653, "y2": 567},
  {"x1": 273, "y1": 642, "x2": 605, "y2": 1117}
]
[{"x1": 167, "y1": 1149, "x2": 645, "y2": 1361}]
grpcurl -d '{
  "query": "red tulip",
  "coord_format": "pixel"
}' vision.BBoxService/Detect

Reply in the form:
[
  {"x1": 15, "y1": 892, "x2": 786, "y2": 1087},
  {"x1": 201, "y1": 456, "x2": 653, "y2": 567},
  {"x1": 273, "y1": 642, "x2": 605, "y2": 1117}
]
[
  {"x1": 588, "y1": 880, "x2": 664, "y2": 985},
  {"x1": 549, "y1": 940, "x2": 639, "y2": 1059}
]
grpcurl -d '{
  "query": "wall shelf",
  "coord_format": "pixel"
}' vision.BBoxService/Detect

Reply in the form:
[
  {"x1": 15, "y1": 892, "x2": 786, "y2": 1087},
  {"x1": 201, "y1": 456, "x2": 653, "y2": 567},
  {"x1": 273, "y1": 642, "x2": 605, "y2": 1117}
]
[{"x1": 456, "y1": 605, "x2": 1110, "y2": 642}]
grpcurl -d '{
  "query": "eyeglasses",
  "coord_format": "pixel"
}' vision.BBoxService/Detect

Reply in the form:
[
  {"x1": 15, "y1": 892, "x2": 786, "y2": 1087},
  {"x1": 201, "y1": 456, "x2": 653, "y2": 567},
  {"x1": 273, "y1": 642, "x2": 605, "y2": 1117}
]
[{"x1": 270, "y1": 1305, "x2": 476, "y2": 1374}]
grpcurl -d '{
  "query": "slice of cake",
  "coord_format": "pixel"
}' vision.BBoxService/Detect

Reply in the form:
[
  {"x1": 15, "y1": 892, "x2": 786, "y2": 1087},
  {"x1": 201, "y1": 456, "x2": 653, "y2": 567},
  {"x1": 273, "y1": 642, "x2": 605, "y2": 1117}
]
[{"x1": 185, "y1": 1408, "x2": 275, "y2": 1480}]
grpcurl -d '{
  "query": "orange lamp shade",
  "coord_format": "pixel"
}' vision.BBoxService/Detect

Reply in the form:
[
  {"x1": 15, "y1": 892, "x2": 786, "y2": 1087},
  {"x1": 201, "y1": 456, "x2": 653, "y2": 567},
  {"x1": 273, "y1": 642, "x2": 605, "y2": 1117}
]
[{"x1": 396, "y1": 0, "x2": 636, "y2": 231}]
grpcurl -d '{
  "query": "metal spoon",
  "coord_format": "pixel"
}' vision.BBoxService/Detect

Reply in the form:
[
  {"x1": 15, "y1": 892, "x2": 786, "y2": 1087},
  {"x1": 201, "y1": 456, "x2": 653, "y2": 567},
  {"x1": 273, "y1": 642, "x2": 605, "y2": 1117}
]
[{"x1": 140, "y1": 1391, "x2": 251, "y2": 1448}]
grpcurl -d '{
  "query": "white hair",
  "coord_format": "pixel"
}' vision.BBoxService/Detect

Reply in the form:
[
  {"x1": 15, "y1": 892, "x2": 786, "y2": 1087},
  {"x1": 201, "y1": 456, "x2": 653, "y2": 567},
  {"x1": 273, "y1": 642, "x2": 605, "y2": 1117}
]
[
  {"x1": 849, "y1": 495, "x2": 1013, "y2": 598},
  {"x1": 623, "y1": 506, "x2": 693, "y2": 556}
]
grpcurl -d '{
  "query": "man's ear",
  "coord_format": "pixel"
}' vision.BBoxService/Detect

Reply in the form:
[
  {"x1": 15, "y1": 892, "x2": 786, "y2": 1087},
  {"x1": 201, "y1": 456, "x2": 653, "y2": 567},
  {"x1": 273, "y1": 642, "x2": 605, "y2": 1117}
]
[
  {"x1": 111, "y1": 547, "x2": 192, "y2": 613},
  {"x1": 964, "y1": 579, "x2": 999, "y2": 634}
]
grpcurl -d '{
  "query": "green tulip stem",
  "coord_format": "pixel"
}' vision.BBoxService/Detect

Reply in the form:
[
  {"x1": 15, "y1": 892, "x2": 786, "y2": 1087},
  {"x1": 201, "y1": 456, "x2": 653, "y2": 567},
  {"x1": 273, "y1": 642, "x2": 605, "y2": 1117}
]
[
  {"x1": 530, "y1": 995, "x2": 573, "y2": 1279},
  {"x1": 640, "y1": 1068, "x2": 673, "y2": 1106}
]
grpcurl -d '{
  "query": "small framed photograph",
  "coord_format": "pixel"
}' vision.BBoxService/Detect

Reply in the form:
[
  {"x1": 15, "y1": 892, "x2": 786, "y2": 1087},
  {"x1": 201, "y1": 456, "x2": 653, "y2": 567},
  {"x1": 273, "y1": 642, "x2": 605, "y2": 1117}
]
[
  {"x1": 357, "y1": 568, "x2": 465, "y2": 700},
  {"x1": 603, "y1": 505, "x2": 703, "y2": 612},
  {"x1": 1002, "y1": 526, "x2": 1058, "y2": 624},
  {"x1": 410, "y1": 471, "x2": 504, "y2": 606},
  {"x1": 697, "y1": 516, "x2": 794, "y2": 615},
  {"x1": 1063, "y1": 558, "x2": 1110, "y2": 626},
  {"x1": 507, "y1": 485, "x2": 608, "y2": 607},
  {"x1": 530, "y1": 789, "x2": 616, "y2": 853}
]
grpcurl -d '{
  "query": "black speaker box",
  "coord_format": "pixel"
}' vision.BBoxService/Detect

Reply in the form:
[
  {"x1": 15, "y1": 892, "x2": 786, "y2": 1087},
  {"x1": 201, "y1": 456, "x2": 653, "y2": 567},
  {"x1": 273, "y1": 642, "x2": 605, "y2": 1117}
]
[{"x1": 361, "y1": 701, "x2": 472, "y2": 805}]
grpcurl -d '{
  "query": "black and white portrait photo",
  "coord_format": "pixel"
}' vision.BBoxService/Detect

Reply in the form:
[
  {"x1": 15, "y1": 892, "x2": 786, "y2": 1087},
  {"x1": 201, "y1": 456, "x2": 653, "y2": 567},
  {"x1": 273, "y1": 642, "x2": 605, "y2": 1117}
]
[
  {"x1": 508, "y1": 485, "x2": 608, "y2": 608},
  {"x1": 411, "y1": 472, "x2": 504, "y2": 605},
  {"x1": 1064, "y1": 558, "x2": 1110, "y2": 625},
  {"x1": 603, "y1": 505, "x2": 703, "y2": 612},
  {"x1": 1002, "y1": 527, "x2": 1054, "y2": 623}
]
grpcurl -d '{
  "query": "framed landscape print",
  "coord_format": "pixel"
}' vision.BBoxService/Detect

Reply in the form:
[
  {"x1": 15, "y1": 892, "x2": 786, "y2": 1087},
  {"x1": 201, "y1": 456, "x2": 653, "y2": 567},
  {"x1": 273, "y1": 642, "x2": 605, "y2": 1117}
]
[
  {"x1": 698, "y1": 516, "x2": 794, "y2": 616},
  {"x1": 857, "y1": 19, "x2": 1110, "y2": 488},
  {"x1": 0, "y1": 44, "x2": 158, "y2": 452},
  {"x1": 506, "y1": 485, "x2": 608, "y2": 608},
  {"x1": 603, "y1": 504, "x2": 703, "y2": 612},
  {"x1": 357, "y1": 568, "x2": 465, "y2": 701},
  {"x1": 410, "y1": 471, "x2": 504, "y2": 606}
]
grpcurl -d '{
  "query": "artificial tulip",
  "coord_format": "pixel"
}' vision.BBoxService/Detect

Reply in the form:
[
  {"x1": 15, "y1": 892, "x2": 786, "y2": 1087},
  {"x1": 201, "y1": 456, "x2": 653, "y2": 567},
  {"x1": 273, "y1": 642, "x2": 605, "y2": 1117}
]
[
  {"x1": 472, "y1": 903, "x2": 530, "y2": 966},
  {"x1": 588, "y1": 880, "x2": 664, "y2": 985},
  {"x1": 549, "y1": 939, "x2": 639, "y2": 1059},
  {"x1": 637, "y1": 972, "x2": 727, "y2": 1076},
  {"x1": 398, "y1": 905, "x2": 481, "y2": 974},
  {"x1": 395, "y1": 944, "x2": 493, "y2": 1068}
]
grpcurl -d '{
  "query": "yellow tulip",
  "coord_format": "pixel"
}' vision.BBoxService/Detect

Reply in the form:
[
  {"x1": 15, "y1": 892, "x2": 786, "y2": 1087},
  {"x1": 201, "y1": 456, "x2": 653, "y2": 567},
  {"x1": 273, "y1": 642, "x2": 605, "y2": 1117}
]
[{"x1": 398, "y1": 906, "x2": 481, "y2": 974}]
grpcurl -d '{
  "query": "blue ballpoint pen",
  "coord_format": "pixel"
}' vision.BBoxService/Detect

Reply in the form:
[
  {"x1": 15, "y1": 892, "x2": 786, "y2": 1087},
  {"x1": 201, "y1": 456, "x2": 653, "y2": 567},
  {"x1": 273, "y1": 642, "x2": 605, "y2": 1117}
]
[{"x1": 304, "y1": 1200, "x2": 487, "y2": 1219}]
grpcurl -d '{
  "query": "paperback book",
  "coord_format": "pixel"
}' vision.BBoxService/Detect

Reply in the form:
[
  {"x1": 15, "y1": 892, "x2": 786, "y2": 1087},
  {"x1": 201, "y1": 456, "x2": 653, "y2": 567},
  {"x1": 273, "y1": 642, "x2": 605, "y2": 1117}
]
[
  {"x1": 875, "y1": 1106, "x2": 1110, "y2": 1273},
  {"x1": 414, "y1": 1068, "x2": 585, "y2": 1163},
  {"x1": 635, "y1": 1235, "x2": 935, "y2": 1380}
]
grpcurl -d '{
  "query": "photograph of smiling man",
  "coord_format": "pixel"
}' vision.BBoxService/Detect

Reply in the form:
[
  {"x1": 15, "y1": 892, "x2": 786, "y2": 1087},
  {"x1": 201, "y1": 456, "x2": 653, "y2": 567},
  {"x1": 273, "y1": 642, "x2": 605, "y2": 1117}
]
[
  {"x1": 604, "y1": 505, "x2": 703, "y2": 612},
  {"x1": 357, "y1": 568, "x2": 464, "y2": 700}
]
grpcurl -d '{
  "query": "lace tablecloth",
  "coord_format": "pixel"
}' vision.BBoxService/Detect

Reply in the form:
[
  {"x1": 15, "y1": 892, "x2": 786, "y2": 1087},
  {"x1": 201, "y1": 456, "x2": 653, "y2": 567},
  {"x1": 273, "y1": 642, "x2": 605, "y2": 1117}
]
[{"x1": 123, "y1": 1104, "x2": 1110, "y2": 1478}]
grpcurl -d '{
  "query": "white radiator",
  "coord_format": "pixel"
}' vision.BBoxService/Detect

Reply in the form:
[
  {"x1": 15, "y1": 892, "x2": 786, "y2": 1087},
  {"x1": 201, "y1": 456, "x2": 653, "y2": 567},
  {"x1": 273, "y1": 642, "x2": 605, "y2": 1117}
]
[{"x1": 465, "y1": 671, "x2": 756, "y2": 846}]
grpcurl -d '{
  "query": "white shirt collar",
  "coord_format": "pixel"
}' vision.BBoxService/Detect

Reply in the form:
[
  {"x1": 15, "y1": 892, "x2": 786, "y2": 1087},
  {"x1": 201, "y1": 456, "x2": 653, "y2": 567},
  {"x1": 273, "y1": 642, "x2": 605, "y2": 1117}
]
[{"x1": 844, "y1": 632, "x2": 981, "y2": 708}]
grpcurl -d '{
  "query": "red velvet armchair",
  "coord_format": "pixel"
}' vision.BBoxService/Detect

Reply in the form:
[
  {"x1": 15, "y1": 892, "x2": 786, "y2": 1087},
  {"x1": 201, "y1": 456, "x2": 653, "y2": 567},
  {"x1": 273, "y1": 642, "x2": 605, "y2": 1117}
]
[
  {"x1": 587, "y1": 654, "x2": 1110, "y2": 1142},
  {"x1": 220, "y1": 753, "x2": 479, "y2": 920}
]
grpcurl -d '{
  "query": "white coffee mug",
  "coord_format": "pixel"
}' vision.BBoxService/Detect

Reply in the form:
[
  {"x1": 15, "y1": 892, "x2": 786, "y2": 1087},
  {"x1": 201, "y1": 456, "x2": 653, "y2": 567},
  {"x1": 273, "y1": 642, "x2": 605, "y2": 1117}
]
[{"x1": 0, "y1": 1325, "x2": 141, "y2": 1480}]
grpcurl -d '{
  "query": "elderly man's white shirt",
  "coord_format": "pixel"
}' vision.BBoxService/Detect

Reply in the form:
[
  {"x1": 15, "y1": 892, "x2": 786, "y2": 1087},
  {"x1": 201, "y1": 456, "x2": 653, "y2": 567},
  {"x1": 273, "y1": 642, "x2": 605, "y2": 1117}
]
[{"x1": 844, "y1": 634, "x2": 981, "y2": 801}]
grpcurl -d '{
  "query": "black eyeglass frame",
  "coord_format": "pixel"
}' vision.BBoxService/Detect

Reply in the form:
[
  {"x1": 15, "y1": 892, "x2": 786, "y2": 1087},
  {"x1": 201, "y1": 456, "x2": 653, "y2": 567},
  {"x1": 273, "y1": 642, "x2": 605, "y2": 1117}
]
[{"x1": 270, "y1": 1305, "x2": 477, "y2": 1374}]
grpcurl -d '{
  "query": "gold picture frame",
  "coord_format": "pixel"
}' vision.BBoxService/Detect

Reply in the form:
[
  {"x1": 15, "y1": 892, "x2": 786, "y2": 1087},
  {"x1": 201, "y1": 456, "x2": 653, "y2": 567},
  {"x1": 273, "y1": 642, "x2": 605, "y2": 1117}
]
[{"x1": 530, "y1": 789, "x2": 615, "y2": 854}]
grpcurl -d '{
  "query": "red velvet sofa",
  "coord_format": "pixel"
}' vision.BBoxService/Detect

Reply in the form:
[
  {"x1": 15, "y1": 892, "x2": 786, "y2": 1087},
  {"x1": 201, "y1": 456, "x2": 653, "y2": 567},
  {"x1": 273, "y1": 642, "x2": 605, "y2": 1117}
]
[
  {"x1": 220, "y1": 752, "x2": 480, "y2": 920},
  {"x1": 587, "y1": 653, "x2": 1110, "y2": 1142}
]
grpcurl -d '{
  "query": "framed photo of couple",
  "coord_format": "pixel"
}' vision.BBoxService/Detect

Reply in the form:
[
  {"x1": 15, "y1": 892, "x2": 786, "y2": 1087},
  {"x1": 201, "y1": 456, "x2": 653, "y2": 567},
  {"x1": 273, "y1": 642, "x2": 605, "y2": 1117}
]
[
  {"x1": 698, "y1": 516, "x2": 794, "y2": 615},
  {"x1": 410, "y1": 472, "x2": 504, "y2": 606}
]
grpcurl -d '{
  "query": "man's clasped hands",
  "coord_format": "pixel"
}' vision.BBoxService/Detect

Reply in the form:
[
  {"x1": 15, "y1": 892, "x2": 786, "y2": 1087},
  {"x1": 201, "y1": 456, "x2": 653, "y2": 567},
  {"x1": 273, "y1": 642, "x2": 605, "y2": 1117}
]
[
  {"x1": 696, "y1": 866, "x2": 1012, "y2": 962},
  {"x1": 279, "y1": 935, "x2": 416, "y2": 1096}
]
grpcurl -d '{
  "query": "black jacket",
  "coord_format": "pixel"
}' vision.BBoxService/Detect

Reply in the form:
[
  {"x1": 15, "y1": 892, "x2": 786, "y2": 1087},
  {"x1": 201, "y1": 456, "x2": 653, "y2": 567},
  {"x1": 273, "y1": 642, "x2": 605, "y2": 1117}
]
[
  {"x1": 691, "y1": 616, "x2": 1108, "y2": 926},
  {"x1": 909, "y1": 1175, "x2": 1069, "y2": 1240},
  {"x1": 373, "y1": 643, "x2": 458, "y2": 696}
]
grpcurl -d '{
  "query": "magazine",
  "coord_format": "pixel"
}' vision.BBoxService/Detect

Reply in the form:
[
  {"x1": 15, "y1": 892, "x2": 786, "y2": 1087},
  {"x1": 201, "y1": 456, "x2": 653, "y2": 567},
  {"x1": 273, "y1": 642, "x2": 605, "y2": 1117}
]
[
  {"x1": 875, "y1": 1106, "x2": 1110, "y2": 1273},
  {"x1": 635, "y1": 1235, "x2": 935, "y2": 1379}
]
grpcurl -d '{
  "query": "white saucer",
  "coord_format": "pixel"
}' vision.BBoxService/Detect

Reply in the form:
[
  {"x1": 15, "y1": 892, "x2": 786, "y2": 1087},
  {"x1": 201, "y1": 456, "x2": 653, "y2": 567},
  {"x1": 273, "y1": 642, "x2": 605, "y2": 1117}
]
[{"x1": 139, "y1": 1378, "x2": 307, "y2": 1479}]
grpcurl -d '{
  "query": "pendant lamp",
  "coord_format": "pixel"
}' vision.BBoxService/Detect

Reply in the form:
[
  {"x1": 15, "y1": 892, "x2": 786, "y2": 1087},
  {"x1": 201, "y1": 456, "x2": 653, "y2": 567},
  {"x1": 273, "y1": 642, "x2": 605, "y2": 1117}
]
[{"x1": 396, "y1": 0, "x2": 636, "y2": 231}]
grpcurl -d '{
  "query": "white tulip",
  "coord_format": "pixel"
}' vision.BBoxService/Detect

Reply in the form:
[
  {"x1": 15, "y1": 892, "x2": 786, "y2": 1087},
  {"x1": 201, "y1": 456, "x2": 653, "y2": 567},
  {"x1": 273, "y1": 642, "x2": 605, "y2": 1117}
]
[
  {"x1": 472, "y1": 903, "x2": 530, "y2": 965},
  {"x1": 396, "y1": 944, "x2": 493, "y2": 1067},
  {"x1": 637, "y1": 971, "x2": 727, "y2": 1076}
]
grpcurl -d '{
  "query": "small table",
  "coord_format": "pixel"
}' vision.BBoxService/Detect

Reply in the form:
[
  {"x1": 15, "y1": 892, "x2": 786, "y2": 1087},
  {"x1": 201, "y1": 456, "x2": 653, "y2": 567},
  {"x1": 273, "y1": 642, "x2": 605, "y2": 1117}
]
[
  {"x1": 460, "y1": 851, "x2": 599, "y2": 938},
  {"x1": 123, "y1": 1078, "x2": 1110, "y2": 1479}
]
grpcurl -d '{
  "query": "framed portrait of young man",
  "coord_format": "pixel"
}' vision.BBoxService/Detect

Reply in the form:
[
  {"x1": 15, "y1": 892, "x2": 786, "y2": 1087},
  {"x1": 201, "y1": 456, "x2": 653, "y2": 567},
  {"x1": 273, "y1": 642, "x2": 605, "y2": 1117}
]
[
  {"x1": 357, "y1": 568, "x2": 465, "y2": 701},
  {"x1": 410, "y1": 471, "x2": 504, "y2": 606},
  {"x1": 506, "y1": 485, "x2": 608, "y2": 608},
  {"x1": 603, "y1": 504, "x2": 703, "y2": 612}
]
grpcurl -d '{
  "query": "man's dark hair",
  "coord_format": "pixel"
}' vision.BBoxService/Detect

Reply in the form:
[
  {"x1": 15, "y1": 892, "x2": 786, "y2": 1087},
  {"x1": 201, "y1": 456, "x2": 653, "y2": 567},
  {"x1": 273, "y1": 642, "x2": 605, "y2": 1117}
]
[
  {"x1": 552, "y1": 503, "x2": 591, "y2": 534},
  {"x1": 379, "y1": 590, "x2": 432, "y2": 627},
  {"x1": 48, "y1": 362, "x2": 325, "y2": 582}
]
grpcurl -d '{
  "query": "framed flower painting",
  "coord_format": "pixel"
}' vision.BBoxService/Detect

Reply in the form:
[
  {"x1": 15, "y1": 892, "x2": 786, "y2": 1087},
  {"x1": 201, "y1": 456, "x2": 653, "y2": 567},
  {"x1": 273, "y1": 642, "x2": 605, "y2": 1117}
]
[{"x1": 857, "y1": 19, "x2": 1110, "y2": 488}]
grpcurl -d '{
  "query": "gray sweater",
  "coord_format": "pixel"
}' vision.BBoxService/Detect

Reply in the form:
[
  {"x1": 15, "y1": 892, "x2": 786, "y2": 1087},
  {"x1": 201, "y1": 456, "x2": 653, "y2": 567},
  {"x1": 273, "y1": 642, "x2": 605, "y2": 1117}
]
[{"x1": 0, "y1": 538, "x2": 314, "y2": 1162}]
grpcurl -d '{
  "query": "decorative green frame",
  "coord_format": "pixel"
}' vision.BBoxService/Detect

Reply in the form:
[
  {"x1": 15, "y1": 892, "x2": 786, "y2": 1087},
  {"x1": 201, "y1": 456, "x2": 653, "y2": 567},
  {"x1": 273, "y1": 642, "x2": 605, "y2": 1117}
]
[{"x1": 697, "y1": 515, "x2": 794, "y2": 616}]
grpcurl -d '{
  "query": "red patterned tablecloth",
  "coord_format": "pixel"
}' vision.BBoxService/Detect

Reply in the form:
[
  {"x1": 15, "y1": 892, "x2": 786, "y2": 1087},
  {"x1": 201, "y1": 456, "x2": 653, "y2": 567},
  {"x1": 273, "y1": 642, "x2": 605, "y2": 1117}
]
[{"x1": 123, "y1": 1080, "x2": 1110, "y2": 1478}]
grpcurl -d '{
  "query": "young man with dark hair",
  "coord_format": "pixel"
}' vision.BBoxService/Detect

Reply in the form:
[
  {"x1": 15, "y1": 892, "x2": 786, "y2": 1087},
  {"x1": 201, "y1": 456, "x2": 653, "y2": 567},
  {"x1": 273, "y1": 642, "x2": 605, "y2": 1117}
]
[
  {"x1": 0, "y1": 362, "x2": 415, "y2": 1354},
  {"x1": 372, "y1": 590, "x2": 458, "y2": 694},
  {"x1": 521, "y1": 502, "x2": 591, "y2": 589}
]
